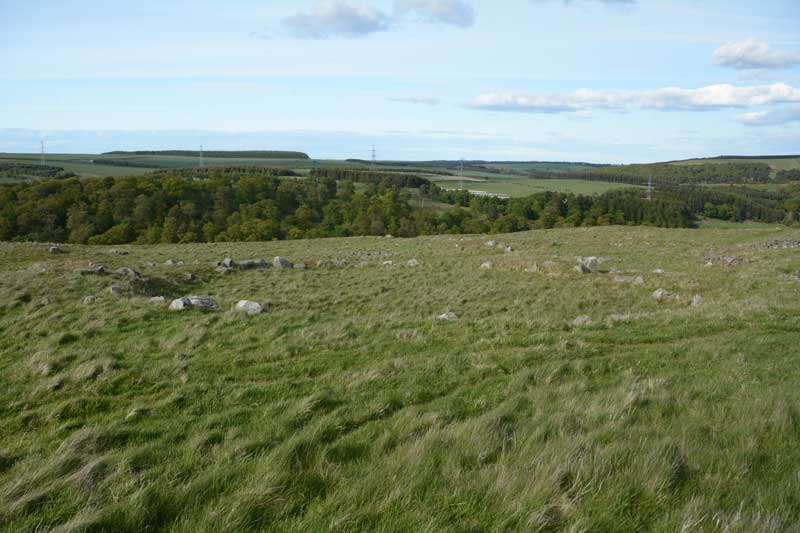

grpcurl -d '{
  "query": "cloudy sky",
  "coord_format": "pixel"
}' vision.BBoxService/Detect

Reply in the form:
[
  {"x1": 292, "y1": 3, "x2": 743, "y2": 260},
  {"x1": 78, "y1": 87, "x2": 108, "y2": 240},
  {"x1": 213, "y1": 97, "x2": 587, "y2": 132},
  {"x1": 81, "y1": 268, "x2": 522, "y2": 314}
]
[{"x1": 1, "y1": 0, "x2": 799, "y2": 162}]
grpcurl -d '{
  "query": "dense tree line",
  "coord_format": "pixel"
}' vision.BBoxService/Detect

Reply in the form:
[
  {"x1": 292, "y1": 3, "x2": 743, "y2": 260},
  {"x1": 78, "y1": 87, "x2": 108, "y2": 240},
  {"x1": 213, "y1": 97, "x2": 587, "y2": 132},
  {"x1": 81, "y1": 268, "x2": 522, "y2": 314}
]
[
  {"x1": 2, "y1": 164, "x2": 797, "y2": 244},
  {"x1": 777, "y1": 169, "x2": 800, "y2": 181},
  {"x1": 309, "y1": 168, "x2": 430, "y2": 188},
  {"x1": 530, "y1": 162, "x2": 773, "y2": 186},
  {"x1": 0, "y1": 163, "x2": 76, "y2": 180},
  {"x1": 0, "y1": 168, "x2": 704, "y2": 244}
]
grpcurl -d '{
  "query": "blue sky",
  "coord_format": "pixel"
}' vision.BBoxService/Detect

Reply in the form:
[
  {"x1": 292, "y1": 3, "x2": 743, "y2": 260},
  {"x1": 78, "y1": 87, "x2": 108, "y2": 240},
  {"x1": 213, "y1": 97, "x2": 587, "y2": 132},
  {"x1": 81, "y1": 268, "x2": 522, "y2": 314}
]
[{"x1": 1, "y1": 0, "x2": 799, "y2": 162}]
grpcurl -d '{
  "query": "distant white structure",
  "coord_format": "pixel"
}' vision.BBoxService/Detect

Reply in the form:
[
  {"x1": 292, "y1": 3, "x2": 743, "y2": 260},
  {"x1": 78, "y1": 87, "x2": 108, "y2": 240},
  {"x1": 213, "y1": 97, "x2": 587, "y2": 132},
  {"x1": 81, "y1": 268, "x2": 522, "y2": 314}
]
[{"x1": 467, "y1": 190, "x2": 510, "y2": 199}]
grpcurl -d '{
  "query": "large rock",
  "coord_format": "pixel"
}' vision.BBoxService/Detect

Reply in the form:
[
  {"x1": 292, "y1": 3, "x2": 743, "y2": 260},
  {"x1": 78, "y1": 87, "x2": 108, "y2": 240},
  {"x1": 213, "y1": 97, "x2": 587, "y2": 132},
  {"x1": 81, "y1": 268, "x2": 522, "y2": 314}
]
[
  {"x1": 234, "y1": 300, "x2": 263, "y2": 316},
  {"x1": 575, "y1": 257, "x2": 599, "y2": 274},
  {"x1": 436, "y1": 311, "x2": 458, "y2": 321},
  {"x1": 652, "y1": 288, "x2": 670, "y2": 302},
  {"x1": 115, "y1": 267, "x2": 141, "y2": 280},
  {"x1": 572, "y1": 315, "x2": 593, "y2": 327},
  {"x1": 238, "y1": 259, "x2": 270, "y2": 270},
  {"x1": 169, "y1": 295, "x2": 219, "y2": 311},
  {"x1": 273, "y1": 256, "x2": 293, "y2": 269},
  {"x1": 81, "y1": 295, "x2": 96, "y2": 305}
]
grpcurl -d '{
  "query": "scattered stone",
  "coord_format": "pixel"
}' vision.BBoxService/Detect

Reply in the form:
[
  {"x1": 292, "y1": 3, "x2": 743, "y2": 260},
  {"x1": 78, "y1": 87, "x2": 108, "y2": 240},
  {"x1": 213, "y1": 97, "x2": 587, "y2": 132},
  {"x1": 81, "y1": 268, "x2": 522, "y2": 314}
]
[
  {"x1": 109, "y1": 249, "x2": 129, "y2": 256},
  {"x1": 108, "y1": 285, "x2": 122, "y2": 295},
  {"x1": 651, "y1": 288, "x2": 670, "y2": 302},
  {"x1": 115, "y1": 267, "x2": 141, "y2": 280},
  {"x1": 632, "y1": 276, "x2": 645, "y2": 286},
  {"x1": 407, "y1": 259, "x2": 420, "y2": 267},
  {"x1": 77, "y1": 264, "x2": 106, "y2": 276},
  {"x1": 485, "y1": 240, "x2": 498, "y2": 248},
  {"x1": 504, "y1": 246, "x2": 514, "y2": 253},
  {"x1": 704, "y1": 262, "x2": 714, "y2": 268},
  {"x1": 147, "y1": 261, "x2": 156, "y2": 267},
  {"x1": 385, "y1": 234, "x2": 394, "y2": 239},
  {"x1": 572, "y1": 315, "x2": 593, "y2": 327},
  {"x1": 82, "y1": 295, "x2": 96, "y2": 305},
  {"x1": 149, "y1": 296, "x2": 166, "y2": 304},
  {"x1": 222, "y1": 258, "x2": 234, "y2": 268},
  {"x1": 744, "y1": 238, "x2": 800, "y2": 250},
  {"x1": 183, "y1": 273, "x2": 196, "y2": 281},
  {"x1": 48, "y1": 246, "x2": 62, "y2": 254},
  {"x1": 234, "y1": 300, "x2": 264, "y2": 316},
  {"x1": 317, "y1": 259, "x2": 346, "y2": 268},
  {"x1": 652, "y1": 269, "x2": 665, "y2": 275},
  {"x1": 607, "y1": 314, "x2": 629, "y2": 324},
  {"x1": 541, "y1": 261, "x2": 557, "y2": 269},
  {"x1": 436, "y1": 311, "x2": 458, "y2": 321},
  {"x1": 524, "y1": 263, "x2": 539, "y2": 273},
  {"x1": 38, "y1": 297, "x2": 51, "y2": 307},
  {"x1": 272, "y1": 256, "x2": 293, "y2": 269},
  {"x1": 169, "y1": 295, "x2": 219, "y2": 311},
  {"x1": 691, "y1": 295, "x2": 705, "y2": 307},
  {"x1": 215, "y1": 266, "x2": 232, "y2": 275},
  {"x1": 481, "y1": 261, "x2": 493, "y2": 269},
  {"x1": 704, "y1": 255, "x2": 751, "y2": 267},
  {"x1": 238, "y1": 259, "x2": 270, "y2": 270},
  {"x1": 575, "y1": 257, "x2": 599, "y2": 274},
  {"x1": 165, "y1": 259, "x2": 179, "y2": 266},
  {"x1": 382, "y1": 260, "x2": 394, "y2": 266},
  {"x1": 293, "y1": 262, "x2": 308, "y2": 270}
]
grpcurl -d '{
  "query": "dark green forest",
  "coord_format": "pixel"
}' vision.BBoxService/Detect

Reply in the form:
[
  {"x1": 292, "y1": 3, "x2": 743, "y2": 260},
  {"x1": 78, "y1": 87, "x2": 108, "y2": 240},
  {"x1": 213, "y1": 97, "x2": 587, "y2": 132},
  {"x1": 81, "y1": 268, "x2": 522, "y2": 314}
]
[
  {"x1": 530, "y1": 162, "x2": 774, "y2": 186},
  {"x1": 0, "y1": 163, "x2": 77, "y2": 181},
  {"x1": 0, "y1": 166, "x2": 796, "y2": 244}
]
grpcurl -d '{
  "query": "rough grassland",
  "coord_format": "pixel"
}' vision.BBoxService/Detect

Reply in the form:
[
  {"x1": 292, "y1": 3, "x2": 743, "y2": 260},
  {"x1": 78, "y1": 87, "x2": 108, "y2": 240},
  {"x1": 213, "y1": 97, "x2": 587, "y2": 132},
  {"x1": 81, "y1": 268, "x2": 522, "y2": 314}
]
[{"x1": 0, "y1": 224, "x2": 799, "y2": 531}]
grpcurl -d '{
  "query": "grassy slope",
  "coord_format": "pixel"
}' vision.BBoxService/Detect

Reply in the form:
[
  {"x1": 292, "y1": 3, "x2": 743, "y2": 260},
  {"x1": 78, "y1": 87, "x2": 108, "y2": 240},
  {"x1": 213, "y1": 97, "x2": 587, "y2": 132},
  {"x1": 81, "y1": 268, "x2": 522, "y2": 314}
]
[{"x1": 1, "y1": 224, "x2": 799, "y2": 531}]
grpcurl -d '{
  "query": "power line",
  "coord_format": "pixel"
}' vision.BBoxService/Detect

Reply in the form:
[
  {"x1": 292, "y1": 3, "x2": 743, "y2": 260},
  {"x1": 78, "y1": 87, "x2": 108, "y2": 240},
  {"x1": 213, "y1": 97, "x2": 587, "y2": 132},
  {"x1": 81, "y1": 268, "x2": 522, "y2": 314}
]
[
  {"x1": 199, "y1": 145, "x2": 205, "y2": 168},
  {"x1": 370, "y1": 145, "x2": 376, "y2": 171},
  {"x1": 647, "y1": 175, "x2": 654, "y2": 202},
  {"x1": 40, "y1": 140, "x2": 45, "y2": 166}
]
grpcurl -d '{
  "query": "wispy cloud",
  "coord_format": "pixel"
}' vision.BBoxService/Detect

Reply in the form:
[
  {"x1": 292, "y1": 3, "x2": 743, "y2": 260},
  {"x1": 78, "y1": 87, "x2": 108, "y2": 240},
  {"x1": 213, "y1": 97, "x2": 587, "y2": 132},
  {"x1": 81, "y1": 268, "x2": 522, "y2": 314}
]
[
  {"x1": 389, "y1": 96, "x2": 440, "y2": 106},
  {"x1": 468, "y1": 83, "x2": 800, "y2": 114},
  {"x1": 713, "y1": 38, "x2": 800, "y2": 70},
  {"x1": 282, "y1": 0, "x2": 475, "y2": 39},
  {"x1": 737, "y1": 105, "x2": 800, "y2": 127},
  {"x1": 395, "y1": 0, "x2": 475, "y2": 28},
  {"x1": 283, "y1": 1, "x2": 391, "y2": 39},
  {"x1": 530, "y1": 0, "x2": 636, "y2": 5}
]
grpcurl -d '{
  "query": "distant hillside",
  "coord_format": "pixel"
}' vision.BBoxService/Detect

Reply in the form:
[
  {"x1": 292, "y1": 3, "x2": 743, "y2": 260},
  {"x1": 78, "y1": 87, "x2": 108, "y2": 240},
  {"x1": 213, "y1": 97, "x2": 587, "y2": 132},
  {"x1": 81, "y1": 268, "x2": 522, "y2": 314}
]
[
  {"x1": 668, "y1": 155, "x2": 800, "y2": 178},
  {"x1": 103, "y1": 150, "x2": 310, "y2": 159}
]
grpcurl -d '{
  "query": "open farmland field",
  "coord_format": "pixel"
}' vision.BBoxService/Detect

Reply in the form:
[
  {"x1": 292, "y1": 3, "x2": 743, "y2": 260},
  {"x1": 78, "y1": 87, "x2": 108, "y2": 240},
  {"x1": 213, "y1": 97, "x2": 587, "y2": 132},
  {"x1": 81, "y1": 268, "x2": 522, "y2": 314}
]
[
  {"x1": 432, "y1": 175, "x2": 640, "y2": 196},
  {"x1": 1, "y1": 224, "x2": 799, "y2": 531}
]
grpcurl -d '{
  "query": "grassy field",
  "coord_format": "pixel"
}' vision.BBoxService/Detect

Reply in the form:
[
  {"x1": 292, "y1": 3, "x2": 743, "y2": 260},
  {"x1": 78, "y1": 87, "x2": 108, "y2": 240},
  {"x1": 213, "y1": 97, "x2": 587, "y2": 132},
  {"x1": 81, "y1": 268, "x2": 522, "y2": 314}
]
[
  {"x1": 1, "y1": 223, "x2": 799, "y2": 531},
  {"x1": 432, "y1": 175, "x2": 639, "y2": 196}
]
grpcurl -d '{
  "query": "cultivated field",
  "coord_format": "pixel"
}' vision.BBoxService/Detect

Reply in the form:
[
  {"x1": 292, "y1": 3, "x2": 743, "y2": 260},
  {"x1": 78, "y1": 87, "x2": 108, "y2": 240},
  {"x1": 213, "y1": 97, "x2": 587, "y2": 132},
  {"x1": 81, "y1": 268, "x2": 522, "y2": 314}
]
[
  {"x1": 432, "y1": 175, "x2": 639, "y2": 196},
  {"x1": 1, "y1": 223, "x2": 799, "y2": 531}
]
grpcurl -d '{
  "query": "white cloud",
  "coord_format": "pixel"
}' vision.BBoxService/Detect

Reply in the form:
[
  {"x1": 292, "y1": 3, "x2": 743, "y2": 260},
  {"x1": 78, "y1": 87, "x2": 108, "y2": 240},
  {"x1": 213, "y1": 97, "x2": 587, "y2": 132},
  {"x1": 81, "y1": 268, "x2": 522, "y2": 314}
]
[
  {"x1": 531, "y1": 0, "x2": 636, "y2": 5},
  {"x1": 712, "y1": 38, "x2": 800, "y2": 70},
  {"x1": 468, "y1": 83, "x2": 800, "y2": 114},
  {"x1": 737, "y1": 105, "x2": 800, "y2": 127},
  {"x1": 282, "y1": 1, "x2": 391, "y2": 39},
  {"x1": 395, "y1": 0, "x2": 475, "y2": 28},
  {"x1": 281, "y1": 0, "x2": 475, "y2": 38},
  {"x1": 389, "y1": 96, "x2": 440, "y2": 106}
]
